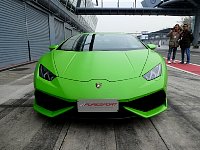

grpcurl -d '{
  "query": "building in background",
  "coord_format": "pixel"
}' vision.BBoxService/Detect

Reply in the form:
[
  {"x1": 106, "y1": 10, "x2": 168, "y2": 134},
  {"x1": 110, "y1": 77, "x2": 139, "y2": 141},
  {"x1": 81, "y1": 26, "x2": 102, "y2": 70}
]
[
  {"x1": 139, "y1": 31, "x2": 149, "y2": 41},
  {"x1": 139, "y1": 28, "x2": 171, "y2": 46},
  {"x1": 0, "y1": 0, "x2": 98, "y2": 69}
]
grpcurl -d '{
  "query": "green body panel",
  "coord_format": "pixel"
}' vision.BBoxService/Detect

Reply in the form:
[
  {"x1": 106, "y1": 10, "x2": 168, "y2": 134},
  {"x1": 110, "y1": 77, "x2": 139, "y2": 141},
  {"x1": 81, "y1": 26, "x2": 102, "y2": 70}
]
[
  {"x1": 49, "y1": 44, "x2": 58, "y2": 51},
  {"x1": 33, "y1": 103, "x2": 74, "y2": 117},
  {"x1": 124, "y1": 103, "x2": 167, "y2": 118},
  {"x1": 52, "y1": 50, "x2": 149, "y2": 81},
  {"x1": 34, "y1": 34, "x2": 168, "y2": 118},
  {"x1": 35, "y1": 73, "x2": 166, "y2": 102},
  {"x1": 146, "y1": 44, "x2": 156, "y2": 50}
]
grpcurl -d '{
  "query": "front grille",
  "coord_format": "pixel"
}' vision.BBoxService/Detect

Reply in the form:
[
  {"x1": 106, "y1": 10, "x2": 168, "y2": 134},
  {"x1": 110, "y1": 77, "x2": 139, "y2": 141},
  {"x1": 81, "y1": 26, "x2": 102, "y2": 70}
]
[
  {"x1": 35, "y1": 90, "x2": 76, "y2": 111},
  {"x1": 35, "y1": 90, "x2": 166, "y2": 117},
  {"x1": 120, "y1": 90, "x2": 166, "y2": 112}
]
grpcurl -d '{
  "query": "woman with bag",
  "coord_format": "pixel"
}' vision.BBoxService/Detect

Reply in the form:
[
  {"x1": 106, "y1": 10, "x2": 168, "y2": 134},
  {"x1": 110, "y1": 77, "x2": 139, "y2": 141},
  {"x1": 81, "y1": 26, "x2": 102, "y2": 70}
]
[{"x1": 167, "y1": 24, "x2": 181, "y2": 64}]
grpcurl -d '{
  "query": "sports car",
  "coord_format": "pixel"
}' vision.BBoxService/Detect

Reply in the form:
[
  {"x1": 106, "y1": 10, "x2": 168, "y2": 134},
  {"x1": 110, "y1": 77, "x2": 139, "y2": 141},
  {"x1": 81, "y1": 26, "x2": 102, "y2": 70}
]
[{"x1": 33, "y1": 33, "x2": 168, "y2": 118}]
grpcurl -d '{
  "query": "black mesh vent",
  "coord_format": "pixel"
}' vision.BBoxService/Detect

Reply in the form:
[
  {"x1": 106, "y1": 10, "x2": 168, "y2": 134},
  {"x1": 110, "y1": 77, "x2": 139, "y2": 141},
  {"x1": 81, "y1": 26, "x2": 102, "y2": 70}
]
[
  {"x1": 121, "y1": 90, "x2": 166, "y2": 112},
  {"x1": 35, "y1": 90, "x2": 75, "y2": 111},
  {"x1": 35, "y1": 90, "x2": 166, "y2": 117}
]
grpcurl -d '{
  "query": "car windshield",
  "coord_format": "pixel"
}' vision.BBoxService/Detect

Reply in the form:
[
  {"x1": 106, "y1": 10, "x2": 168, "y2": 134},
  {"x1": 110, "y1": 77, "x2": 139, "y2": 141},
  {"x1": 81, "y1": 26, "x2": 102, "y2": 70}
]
[{"x1": 60, "y1": 33, "x2": 146, "y2": 51}]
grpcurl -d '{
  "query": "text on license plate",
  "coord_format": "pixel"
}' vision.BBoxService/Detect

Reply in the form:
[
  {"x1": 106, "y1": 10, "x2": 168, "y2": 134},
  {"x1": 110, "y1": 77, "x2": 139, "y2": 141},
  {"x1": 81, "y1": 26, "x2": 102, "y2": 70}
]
[{"x1": 77, "y1": 99, "x2": 119, "y2": 112}]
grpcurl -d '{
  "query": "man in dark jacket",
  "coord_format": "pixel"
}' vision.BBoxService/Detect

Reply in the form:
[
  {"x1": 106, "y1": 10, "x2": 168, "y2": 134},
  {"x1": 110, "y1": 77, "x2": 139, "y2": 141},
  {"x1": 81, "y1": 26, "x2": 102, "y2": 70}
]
[{"x1": 179, "y1": 24, "x2": 194, "y2": 64}]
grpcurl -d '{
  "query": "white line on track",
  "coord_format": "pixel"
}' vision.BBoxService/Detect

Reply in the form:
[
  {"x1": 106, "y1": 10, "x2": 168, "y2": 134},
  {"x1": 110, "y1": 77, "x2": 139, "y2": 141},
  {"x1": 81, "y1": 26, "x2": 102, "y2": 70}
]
[
  {"x1": 191, "y1": 54, "x2": 199, "y2": 57},
  {"x1": 0, "y1": 83, "x2": 34, "y2": 105},
  {"x1": 175, "y1": 52, "x2": 199, "y2": 57},
  {"x1": 8, "y1": 73, "x2": 34, "y2": 85}
]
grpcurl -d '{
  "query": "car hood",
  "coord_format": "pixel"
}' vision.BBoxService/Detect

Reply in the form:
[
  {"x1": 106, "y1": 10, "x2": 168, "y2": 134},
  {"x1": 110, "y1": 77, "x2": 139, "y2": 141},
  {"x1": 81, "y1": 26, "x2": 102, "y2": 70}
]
[{"x1": 53, "y1": 50, "x2": 149, "y2": 81}]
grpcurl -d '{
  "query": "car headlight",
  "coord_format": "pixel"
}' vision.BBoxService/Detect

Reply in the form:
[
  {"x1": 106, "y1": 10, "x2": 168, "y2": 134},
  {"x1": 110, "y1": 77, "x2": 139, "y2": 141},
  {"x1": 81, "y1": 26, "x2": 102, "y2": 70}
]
[
  {"x1": 39, "y1": 65, "x2": 56, "y2": 81},
  {"x1": 143, "y1": 64, "x2": 162, "y2": 81}
]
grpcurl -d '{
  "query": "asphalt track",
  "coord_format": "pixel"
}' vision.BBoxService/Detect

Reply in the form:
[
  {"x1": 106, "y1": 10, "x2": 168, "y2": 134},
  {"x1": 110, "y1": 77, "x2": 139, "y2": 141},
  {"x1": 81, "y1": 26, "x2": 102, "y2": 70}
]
[{"x1": 0, "y1": 50, "x2": 200, "y2": 150}]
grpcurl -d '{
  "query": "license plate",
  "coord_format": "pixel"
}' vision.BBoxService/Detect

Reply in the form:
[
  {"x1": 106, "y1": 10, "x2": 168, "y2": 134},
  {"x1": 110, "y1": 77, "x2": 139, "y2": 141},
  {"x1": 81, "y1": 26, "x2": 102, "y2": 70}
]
[{"x1": 77, "y1": 99, "x2": 119, "y2": 112}]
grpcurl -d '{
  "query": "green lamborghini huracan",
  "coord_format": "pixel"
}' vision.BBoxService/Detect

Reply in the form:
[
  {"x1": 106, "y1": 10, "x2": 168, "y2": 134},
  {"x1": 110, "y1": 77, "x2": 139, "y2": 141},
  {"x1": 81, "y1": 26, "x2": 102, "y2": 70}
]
[{"x1": 34, "y1": 33, "x2": 168, "y2": 118}]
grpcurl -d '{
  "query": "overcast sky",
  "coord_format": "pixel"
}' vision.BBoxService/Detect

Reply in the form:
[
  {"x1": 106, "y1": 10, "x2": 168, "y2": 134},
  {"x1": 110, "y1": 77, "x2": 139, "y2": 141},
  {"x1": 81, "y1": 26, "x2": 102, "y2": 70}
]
[{"x1": 94, "y1": 0, "x2": 182, "y2": 33}]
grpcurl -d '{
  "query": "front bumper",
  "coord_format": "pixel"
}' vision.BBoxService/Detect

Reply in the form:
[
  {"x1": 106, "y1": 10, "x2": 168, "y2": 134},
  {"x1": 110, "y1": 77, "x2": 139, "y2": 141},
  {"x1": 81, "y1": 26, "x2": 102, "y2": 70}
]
[
  {"x1": 34, "y1": 90, "x2": 167, "y2": 118},
  {"x1": 34, "y1": 65, "x2": 167, "y2": 118}
]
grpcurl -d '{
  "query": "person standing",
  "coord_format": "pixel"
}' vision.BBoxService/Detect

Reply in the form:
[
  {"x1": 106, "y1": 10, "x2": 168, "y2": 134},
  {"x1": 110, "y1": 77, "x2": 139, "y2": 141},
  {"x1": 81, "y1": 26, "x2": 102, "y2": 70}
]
[
  {"x1": 167, "y1": 24, "x2": 181, "y2": 64},
  {"x1": 179, "y1": 24, "x2": 194, "y2": 64}
]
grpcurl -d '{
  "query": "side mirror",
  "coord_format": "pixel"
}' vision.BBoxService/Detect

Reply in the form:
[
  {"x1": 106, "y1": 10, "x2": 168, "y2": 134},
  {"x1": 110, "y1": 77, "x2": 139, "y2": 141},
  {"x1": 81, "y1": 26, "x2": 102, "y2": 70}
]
[
  {"x1": 146, "y1": 44, "x2": 156, "y2": 50},
  {"x1": 49, "y1": 45, "x2": 58, "y2": 51}
]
